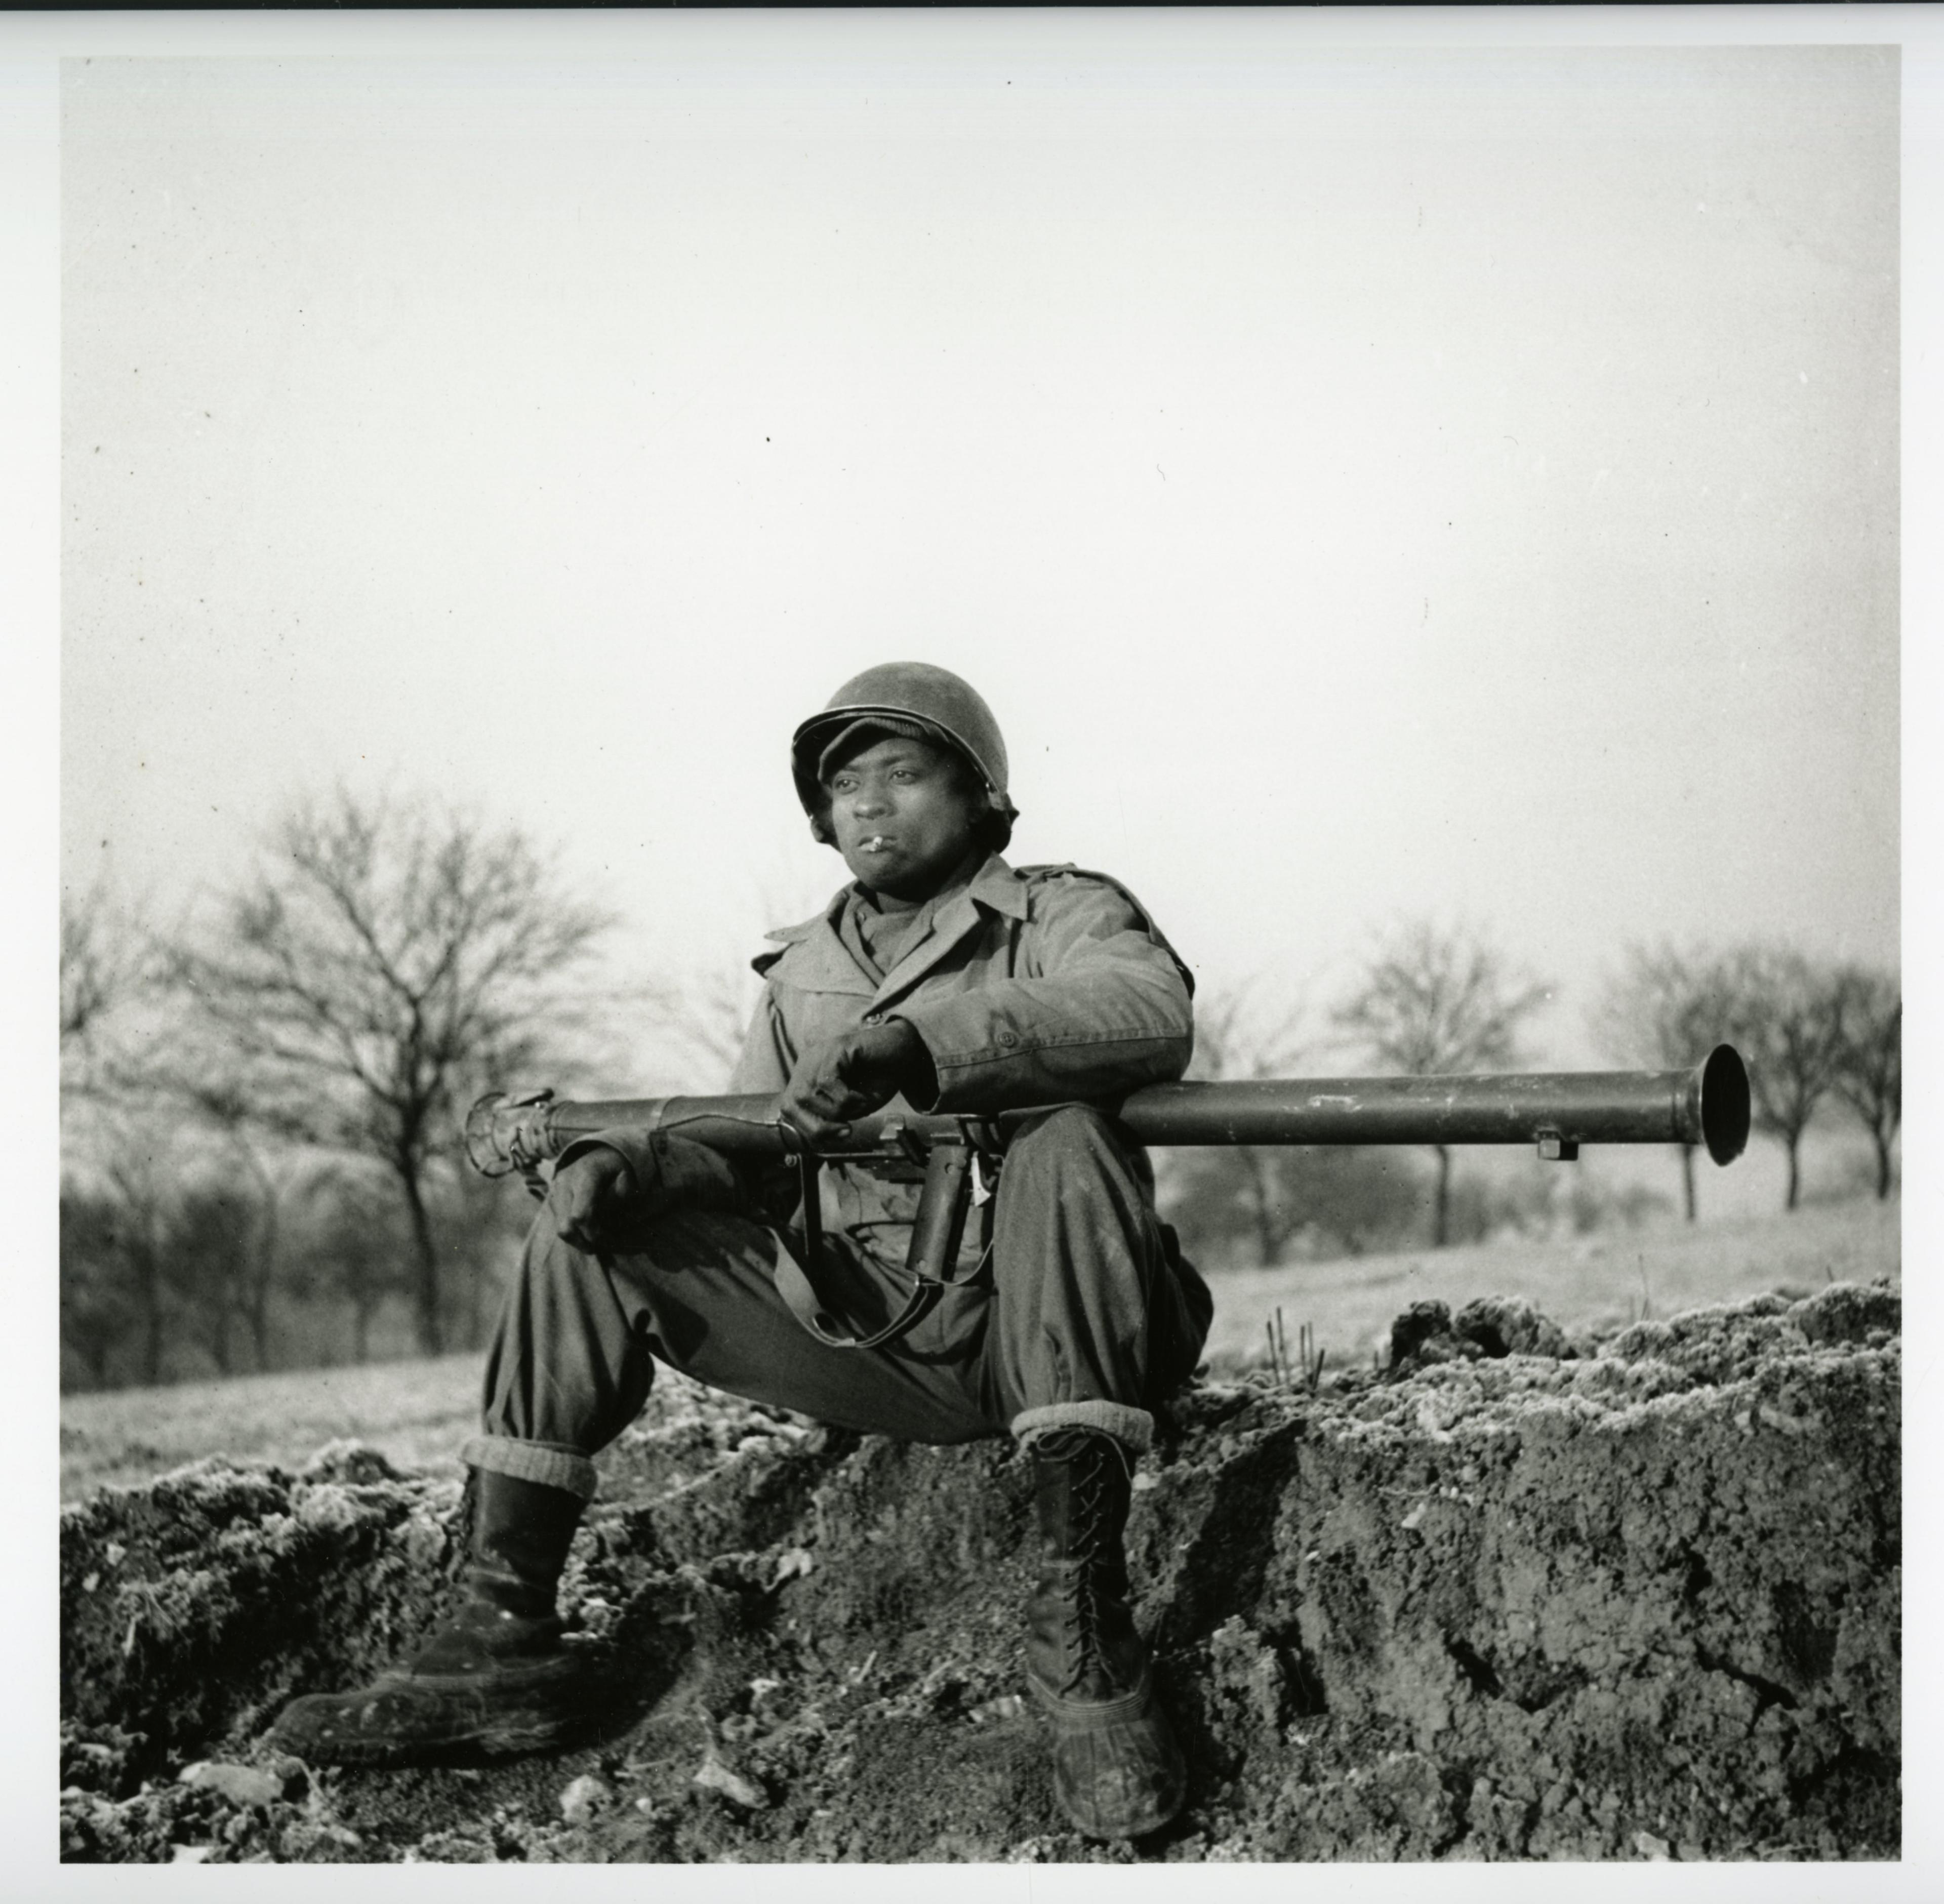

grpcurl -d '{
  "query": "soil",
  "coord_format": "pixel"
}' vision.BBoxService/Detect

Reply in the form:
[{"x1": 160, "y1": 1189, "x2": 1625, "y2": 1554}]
[{"x1": 59, "y1": 1281, "x2": 1900, "y2": 1864}]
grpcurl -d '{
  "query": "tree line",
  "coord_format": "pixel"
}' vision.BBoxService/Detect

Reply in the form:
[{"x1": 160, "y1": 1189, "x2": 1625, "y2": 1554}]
[
  {"x1": 1165, "y1": 923, "x2": 1898, "y2": 1269},
  {"x1": 60, "y1": 791, "x2": 1899, "y2": 1389},
  {"x1": 60, "y1": 791, "x2": 613, "y2": 1392}
]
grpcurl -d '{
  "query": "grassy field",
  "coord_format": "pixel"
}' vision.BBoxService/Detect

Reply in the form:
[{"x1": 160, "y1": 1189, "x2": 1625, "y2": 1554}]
[
  {"x1": 60, "y1": 1353, "x2": 487, "y2": 1504},
  {"x1": 1196, "y1": 1195, "x2": 1900, "y2": 1373},
  {"x1": 60, "y1": 1196, "x2": 1899, "y2": 1505}
]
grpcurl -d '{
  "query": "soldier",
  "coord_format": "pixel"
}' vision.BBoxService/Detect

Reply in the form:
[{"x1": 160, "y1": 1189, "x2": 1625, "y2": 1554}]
[{"x1": 271, "y1": 662, "x2": 1213, "y2": 1841}]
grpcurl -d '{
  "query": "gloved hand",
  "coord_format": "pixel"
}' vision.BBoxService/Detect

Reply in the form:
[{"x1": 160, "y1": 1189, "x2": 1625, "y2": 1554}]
[
  {"x1": 779, "y1": 1018, "x2": 937, "y2": 1146},
  {"x1": 545, "y1": 1130, "x2": 750, "y2": 1252},
  {"x1": 545, "y1": 1148, "x2": 638, "y2": 1253}
]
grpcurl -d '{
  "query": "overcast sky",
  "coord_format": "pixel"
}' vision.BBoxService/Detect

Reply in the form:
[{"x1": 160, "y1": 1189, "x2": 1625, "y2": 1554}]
[
  {"x1": 56, "y1": 22, "x2": 1902, "y2": 1173},
  {"x1": 4, "y1": 15, "x2": 1937, "y2": 1872}
]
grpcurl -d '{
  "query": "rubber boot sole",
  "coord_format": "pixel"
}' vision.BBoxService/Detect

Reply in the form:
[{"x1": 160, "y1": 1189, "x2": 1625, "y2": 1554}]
[
  {"x1": 269, "y1": 1654, "x2": 603, "y2": 1768},
  {"x1": 1029, "y1": 1671, "x2": 1187, "y2": 1840}
]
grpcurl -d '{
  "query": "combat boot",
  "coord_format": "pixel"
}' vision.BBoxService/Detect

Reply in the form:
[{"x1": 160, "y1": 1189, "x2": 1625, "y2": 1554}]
[
  {"x1": 1025, "y1": 1427, "x2": 1186, "y2": 1839},
  {"x1": 269, "y1": 1467, "x2": 598, "y2": 1766}
]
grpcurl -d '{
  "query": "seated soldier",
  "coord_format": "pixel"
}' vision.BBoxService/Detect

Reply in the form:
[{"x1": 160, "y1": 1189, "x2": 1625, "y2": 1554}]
[{"x1": 271, "y1": 662, "x2": 1214, "y2": 1841}]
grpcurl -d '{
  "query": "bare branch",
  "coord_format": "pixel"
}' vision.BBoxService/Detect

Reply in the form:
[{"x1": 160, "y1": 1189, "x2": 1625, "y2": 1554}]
[
  {"x1": 1188, "y1": 973, "x2": 1316, "y2": 1082},
  {"x1": 157, "y1": 789, "x2": 617, "y2": 1354},
  {"x1": 1709, "y1": 942, "x2": 1849, "y2": 1210},
  {"x1": 625, "y1": 966, "x2": 763, "y2": 1094},
  {"x1": 1828, "y1": 964, "x2": 1900, "y2": 1199},
  {"x1": 1332, "y1": 918, "x2": 1551, "y2": 1076},
  {"x1": 60, "y1": 878, "x2": 155, "y2": 1071},
  {"x1": 1589, "y1": 942, "x2": 1733, "y2": 1071},
  {"x1": 1329, "y1": 919, "x2": 1551, "y2": 1248}
]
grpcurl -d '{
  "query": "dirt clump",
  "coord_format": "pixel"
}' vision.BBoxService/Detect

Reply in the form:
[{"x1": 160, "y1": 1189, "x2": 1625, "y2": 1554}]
[{"x1": 61, "y1": 1285, "x2": 1899, "y2": 1863}]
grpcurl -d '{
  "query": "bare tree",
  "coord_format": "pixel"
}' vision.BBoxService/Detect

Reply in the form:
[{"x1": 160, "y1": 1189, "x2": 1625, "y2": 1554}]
[
  {"x1": 433, "y1": 1164, "x2": 537, "y2": 1354},
  {"x1": 60, "y1": 1191, "x2": 138, "y2": 1389},
  {"x1": 618, "y1": 862, "x2": 834, "y2": 1096},
  {"x1": 1715, "y1": 944, "x2": 1846, "y2": 1211},
  {"x1": 64, "y1": 882, "x2": 305, "y2": 1379},
  {"x1": 1829, "y1": 966, "x2": 1900, "y2": 1200},
  {"x1": 285, "y1": 1163, "x2": 412, "y2": 1365},
  {"x1": 1171, "y1": 977, "x2": 1317, "y2": 1266},
  {"x1": 60, "y1": 877, "x2": 155, "y2": 1089},
  {"x1": 90, "y1": 1117, "x2": 181, "y2": 1387},
  {"x1": 160, "y1": 1083, "x2": 289, "y2": 1372},
  {"x1": 61, "y1": 880, "x2": 127, "y2": 1050},
  {"x1": 163, "y1": 1185, "x2": 260, "y2": 1378},
  {"x1": 630, "y1": 964, "x2": 763, "y2": 1093},
  {"x1": 60, "y1": 882, "x2": 182, "y2": 1384},
  {"x1": 1590, "y1": 943, "x2": 1735, "y2": 1223},
  {"x1": 1190, "y1": 978, "x2": 1313, "y2": 1087},
  {"x1": 1332, "y1": 919, "x2": 1550, "y2": 1247},
  {"x1": 168, "y1": 789, "x2": 614, "y2": 1357}
]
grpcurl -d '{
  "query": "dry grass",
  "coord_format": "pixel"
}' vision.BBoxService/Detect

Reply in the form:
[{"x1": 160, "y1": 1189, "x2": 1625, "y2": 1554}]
[
  {"x1": 61, "y1": 1354, "x2": 485, "y2": 1504},
  {"x1": 61, "y1": 1196, "x2": 1899, "y2": 1504},
  {"x1": 1199, "y1": 1195, "x2": 1900, "y2": 1375}
]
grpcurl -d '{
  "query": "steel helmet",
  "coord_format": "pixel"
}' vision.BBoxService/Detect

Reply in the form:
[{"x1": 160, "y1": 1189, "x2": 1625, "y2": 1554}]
[{"x1": 791, "y1": 662, "x2": 1019, "y2": 849}]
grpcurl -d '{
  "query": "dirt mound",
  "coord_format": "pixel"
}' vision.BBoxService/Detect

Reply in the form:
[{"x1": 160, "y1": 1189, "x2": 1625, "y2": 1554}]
[{"x1": 60, "y1": 1284, "x2": 1899, "y2": 1864}]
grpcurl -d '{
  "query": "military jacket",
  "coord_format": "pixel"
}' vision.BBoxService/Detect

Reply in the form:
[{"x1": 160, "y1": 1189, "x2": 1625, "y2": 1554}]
[{"x1": 730, "y1": 854, "x2": 1195, "y2": 1261}]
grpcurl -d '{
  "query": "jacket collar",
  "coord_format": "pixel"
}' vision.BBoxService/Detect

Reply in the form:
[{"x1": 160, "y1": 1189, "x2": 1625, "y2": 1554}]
[
  {"x1": 755, "y1": 885, "x2": 875, "y2": 994},
  {"x1": 963, "y1": 853, "x2": 1032, "y2": 921},
  {"x1": 758, "y1": 853, "x2": 1028, "y2": 999}
]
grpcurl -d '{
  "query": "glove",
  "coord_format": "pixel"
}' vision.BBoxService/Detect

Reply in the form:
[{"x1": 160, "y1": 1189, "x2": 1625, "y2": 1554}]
[
  {"x1": 545, "y1": 1130, "x2": 746, "y2": 1251},
  {"x1": 545, "y1": 1148, "x2": 636, "y2": 1253},
  {"x1": 778, "y1": 1018, "x2": 937, "y2": 1146}
]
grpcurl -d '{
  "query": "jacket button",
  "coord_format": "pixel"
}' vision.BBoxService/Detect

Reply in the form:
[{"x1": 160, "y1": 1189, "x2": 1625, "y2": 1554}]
[
  {"x1": 997, "y1": 1029, "x2": 1018, "y2": 1048},
  {"x1": 863, "y1": 1011, "x2": 882, "y2": 1026}
]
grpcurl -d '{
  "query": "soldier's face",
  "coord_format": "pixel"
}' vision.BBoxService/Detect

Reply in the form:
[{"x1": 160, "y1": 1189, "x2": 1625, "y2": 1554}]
[{"x1": 824, "y1": 734, "x2": 985, "y2": 901}]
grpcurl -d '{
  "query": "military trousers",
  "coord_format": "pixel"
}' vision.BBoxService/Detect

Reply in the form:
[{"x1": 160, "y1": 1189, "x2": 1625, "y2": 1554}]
[{"x1": 464, "y1": 1106, "x2": 1213, "y2": 1501}]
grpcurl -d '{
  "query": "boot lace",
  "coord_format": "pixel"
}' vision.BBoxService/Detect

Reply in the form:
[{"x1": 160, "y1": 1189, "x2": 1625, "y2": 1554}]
[{"x1": 1050, "y1": 1436, "x2": 1127, "y2": 1697}]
